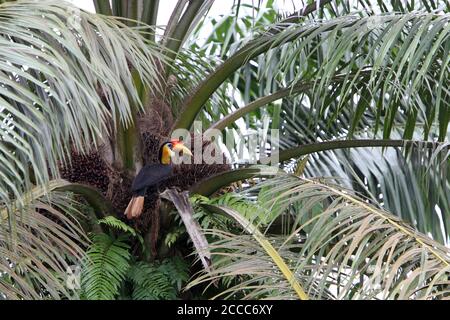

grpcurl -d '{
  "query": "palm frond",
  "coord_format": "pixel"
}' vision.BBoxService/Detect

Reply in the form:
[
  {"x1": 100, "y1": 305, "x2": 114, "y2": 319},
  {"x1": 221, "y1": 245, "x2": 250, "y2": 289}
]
[
  {"x1": 0, "y1": 181, "x2": 88, "y2": 299},
  {"x1": 161, "y1": 189, "x2": 211, "y2": 272},
  {"x1": 202, "y1": 203, "x2": 309, "y2": 300},
  {"x1": 300, "y1": 141, "x2": 450, "y2": 244},
  {"x1": 190, "y1": 174, "x2": 450, "y2": 299},
  {"x1": 276, "y1": 94, "x2": 449, "y2": 243},
  {"x1": 0, "y1": 0, "x2": 164, "y2": 206},
  {"x1": 179, "y1": 10, "x2": 449, "y2": 145}
]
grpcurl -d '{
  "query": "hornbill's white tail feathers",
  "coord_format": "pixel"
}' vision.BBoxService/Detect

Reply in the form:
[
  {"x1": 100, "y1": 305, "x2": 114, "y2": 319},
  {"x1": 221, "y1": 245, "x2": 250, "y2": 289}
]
[{"x1": 124, "y1": 196, "x2": 145, "y2": 219}]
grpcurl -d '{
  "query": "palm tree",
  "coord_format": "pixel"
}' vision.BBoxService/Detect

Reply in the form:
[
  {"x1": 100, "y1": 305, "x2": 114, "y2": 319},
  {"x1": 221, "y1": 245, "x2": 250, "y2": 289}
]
[{"x1": 0, "y1": 0, "x2": 448, "y2": 299}]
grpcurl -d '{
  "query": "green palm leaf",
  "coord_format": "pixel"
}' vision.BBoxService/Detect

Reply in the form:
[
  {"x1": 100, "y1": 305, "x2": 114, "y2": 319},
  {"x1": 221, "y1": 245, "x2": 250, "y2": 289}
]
[
  {"x1": 0, "y1": 0, "x2": 164, "y2": 206},
  {"x1": 0, "y1": 180, "x2": 88, "y2": 299},
  {"x1": 190, "y1": 174, "x2": 450, "y2": 299}
]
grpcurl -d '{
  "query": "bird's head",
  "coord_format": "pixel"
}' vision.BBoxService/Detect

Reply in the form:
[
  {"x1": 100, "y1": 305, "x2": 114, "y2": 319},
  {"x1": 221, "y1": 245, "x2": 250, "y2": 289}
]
[{"x1": 159, "y1": 139, "x2": 193, "y2": 165}]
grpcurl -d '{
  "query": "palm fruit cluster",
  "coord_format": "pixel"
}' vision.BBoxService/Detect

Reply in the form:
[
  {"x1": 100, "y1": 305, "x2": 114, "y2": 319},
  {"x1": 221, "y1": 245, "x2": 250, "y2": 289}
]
[{"x1": 59, "y1": 150, "x2": 110, "y2": 193}]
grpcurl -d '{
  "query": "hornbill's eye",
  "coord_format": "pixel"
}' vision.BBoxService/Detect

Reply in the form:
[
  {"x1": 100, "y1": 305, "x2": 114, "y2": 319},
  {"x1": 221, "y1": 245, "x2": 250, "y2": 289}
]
[{"x1": 167, "y1": 143, "x2": 173, "y2": 149}]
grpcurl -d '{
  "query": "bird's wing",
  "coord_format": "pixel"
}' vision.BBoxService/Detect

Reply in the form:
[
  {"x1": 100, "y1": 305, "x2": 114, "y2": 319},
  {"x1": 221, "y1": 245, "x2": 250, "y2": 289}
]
[{"x1": 131, "y1": 164, "x2": 173, "y2": 192}]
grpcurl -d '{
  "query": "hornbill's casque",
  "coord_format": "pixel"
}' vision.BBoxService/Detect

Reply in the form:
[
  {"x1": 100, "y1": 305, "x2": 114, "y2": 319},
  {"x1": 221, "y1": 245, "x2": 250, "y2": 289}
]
[{"x1": 124, "y1": 139, "x2": 192, "y2": 219}]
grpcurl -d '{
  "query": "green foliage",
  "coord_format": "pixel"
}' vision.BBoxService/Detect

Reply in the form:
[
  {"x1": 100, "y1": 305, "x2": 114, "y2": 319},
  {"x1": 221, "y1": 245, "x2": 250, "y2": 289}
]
[
  {"x1": 190, "y1": 175, "x2": 450, "y2": 300},
  {"x1": 0, "y1": 183, "x2": 87, "y2": 300},
  {"x1": 163, "y1": 195, "x2": 234, "y2": 242},
  {"x1": 159, "y1": 256, "x2": 190, "y2": 291},
  {"x1": 164, "y1": 226, "x2": 186, "y2": 248},
  {"x1": 127, "y1": 262, "x2": 175, "y2": 300},
  {"x1": 127, "y1": 257, "x2": 189, "y2": 300},
  {"x1": 0, "y1": 0, "x2": 164, "y2": 208},
  {"x1": 2, "y1": 0, "x2": 449, "y2": 301},
  {"x1": 98, "y1": 216, "x2": 144, "y2": 245},
  {"x1": 81, "y1": 234, "x2": 131, "y2": 300},
  {"x1": 80, "y1": 221, "x2": 190, "y2": 300},
  {"x1": 191, "y1": 195, "x2": 234, "y2": 230},
  {"x1": 192, "y1": 191, "x2": 277, "y2": 226}
]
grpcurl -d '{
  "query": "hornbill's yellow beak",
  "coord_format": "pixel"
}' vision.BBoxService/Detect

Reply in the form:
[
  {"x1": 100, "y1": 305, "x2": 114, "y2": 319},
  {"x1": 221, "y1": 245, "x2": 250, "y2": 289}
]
[{"x1": 172, "y1": 141, "x2": 193, "y2": 157}]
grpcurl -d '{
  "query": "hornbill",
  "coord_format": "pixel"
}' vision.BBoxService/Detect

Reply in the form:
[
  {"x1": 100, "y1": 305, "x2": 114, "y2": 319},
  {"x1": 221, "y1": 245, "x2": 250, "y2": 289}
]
[{"x1": 124, "y1": 139, "x2": 192, "y2": 219}]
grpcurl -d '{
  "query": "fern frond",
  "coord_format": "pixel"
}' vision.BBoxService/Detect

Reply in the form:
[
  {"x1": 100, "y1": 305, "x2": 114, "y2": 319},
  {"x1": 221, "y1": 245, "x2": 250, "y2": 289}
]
[
  {"x1": 159, "y1": 257, "x2": 190, "y2": 291},
  {"x1": 192, "y1": 193, "x2": 272, "y2": 226},
  {"x1": 164, "y1": 226, "x2": 185, "y2": 248},
  {"x1": 127, "y1": 262, "x2": 177, "y2": 300},
  {"x1": 98, "y1": 216, "x2": 144, "y2": 245},
  {"x1": 81, "y1": 234, "x2": 131, "y2": 300}
]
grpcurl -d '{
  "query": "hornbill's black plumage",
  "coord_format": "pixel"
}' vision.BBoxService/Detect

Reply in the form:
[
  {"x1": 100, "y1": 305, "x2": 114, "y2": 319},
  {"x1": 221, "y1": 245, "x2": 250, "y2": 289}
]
[
  {"x1": 130, "y1": 164, "x2": 172, "y2": 196},
  {"x1": 124, "y1": 139, "x2": 192, "y2": 219}
]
